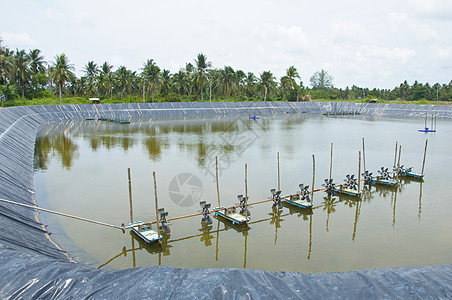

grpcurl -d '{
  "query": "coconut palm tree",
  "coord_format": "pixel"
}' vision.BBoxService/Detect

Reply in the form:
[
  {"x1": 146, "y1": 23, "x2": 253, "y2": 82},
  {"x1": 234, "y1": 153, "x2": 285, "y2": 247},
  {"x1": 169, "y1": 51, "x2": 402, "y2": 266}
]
[
  {"x1": 244, "y1": 72, "x2": 257, "y2": 97},
  {"x1": 160, "y1": 69, "x2": 171, "y2": 97},
  {"x1": 115, "y1": 66, "x2": 128, "y2": 99},
  {"x1": 172, "y1": 69, "x2": 188, "y2": 101},
  {"x1": 13, "y1": 49, "x2": 31, "y2": 100},
  {"x1": 141, "y1": 59, "x2": 160, "y2": 102},
  {"x1": 0, "y1": 40, "x2": 13, "y2": 85},
  {"x1": 48, "y1": 54, "x2": 75, "y2": 104},
  {"x1": 100, "y1": 62, "x2": 114, "y2": 98},
  {"x1": 259, "y1": 71, "x2": 275, "y2": 101},
  {"x1": 286, "y1": 66, "x2": 300, "y2": 90},
  {"x1": 234, "y1": 70, "x2": 245, "y2": 101},
  {"x1": 220, "y1": 66, "x2": 235, "y2": 100},
  {"x1": 84, "y1": 61, "x2": 99, "y2": 96},
  {"x1": 28, "y1": 49, "x2": 46, "y2": 75},
  {"x1": 206, "y1": 68, "x2": 221, "y2": 101},
  {"x1": 279, "y1": 76, "x2": 290, "y2": 100},
  {"x1": 286, "y1": 66, "x2": 300, "y2": 100},
  {"x1": 27, "y1": 49, "x2": 47, "y2": 98},
  {"x1": 194, "y1": 53, "x2": 212, "y2": 101}
]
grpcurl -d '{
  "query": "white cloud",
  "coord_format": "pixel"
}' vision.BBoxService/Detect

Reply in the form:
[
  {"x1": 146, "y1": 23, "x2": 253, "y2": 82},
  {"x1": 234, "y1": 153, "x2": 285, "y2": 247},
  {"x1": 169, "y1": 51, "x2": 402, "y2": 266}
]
[
  {"x1": 430, "y1": 45, "x2": 452, "y2": 59},
  {"x1": 109, "y1": 55, "x2": 126, "y2": 68},
  {"x1": 45, "y1": 8, "x2": 93, "y2": 26},
  {"x1": 363, "y1": 46, "x2": 416, "y2": 63},
  {"x1": 256, "y1": 24, "x2": 312, "y2": 49},
  {"x1": 396, "y1": 0, "x2": 452, "y2": 19},
  {"x1": 0, "y1": 0, "x2": 450, "y2": 88},
  {"x1": 332, "y1": 22, "x2": 367, "y2": 42},
  {"x1": 387, "y1": 12, "x2": 443, "y2": 41},
  {"x1": 1, "y1": 32, "x2": 37, "y2": 48}
]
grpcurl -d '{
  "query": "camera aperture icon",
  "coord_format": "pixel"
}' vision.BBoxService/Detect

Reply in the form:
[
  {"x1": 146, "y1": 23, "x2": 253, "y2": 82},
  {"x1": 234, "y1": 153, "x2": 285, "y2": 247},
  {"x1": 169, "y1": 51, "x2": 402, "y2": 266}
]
[{"x1": 168, "y1": 173, "x2": 203, "y2": 207}]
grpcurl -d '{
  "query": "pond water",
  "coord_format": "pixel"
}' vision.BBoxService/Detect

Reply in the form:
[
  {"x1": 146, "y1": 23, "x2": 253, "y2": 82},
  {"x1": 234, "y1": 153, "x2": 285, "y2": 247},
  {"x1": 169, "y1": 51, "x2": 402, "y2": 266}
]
[{"x1": 33, "y1": 114, "x2": 452, "y2": 273}]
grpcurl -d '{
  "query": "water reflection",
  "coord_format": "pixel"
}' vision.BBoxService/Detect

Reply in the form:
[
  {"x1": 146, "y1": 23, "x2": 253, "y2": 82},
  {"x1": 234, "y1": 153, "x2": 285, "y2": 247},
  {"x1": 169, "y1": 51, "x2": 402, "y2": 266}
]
[
  {"x1": 213, "y1": 218, "x2": 250, "y2": 269},
  {"x1": 35, "y1": 115, "x2": 449, "y2": 272},
  {"x1": 98, "y1": 232, "x2": 172, "y2": 269},
  {"x1": 400, "y1": 177, "x2": 424, "y2": 220},
  {"x1": 35, "y1": 117, "x2": 269, "y2": 170},
  {"x1": 34, "y1": 134, "x2": 79, "y2": 170},
  {"x1": 95, "y1": 174, "x2": 426, "y2": 270},
  {"x1": 322, "y1": 196, "x2": 338, "y2": 232},
  {"x1": 268, "y1": 206, "x2": 284, "y2": 244},
  {"x1": 199, "y1": 222, "x2": 214, "y2": 247}
]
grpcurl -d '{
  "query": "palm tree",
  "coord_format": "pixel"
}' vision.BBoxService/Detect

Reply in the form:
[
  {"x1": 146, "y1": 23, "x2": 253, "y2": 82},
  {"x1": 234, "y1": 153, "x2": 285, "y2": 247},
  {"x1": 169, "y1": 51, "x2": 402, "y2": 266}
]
[
  {"x1": 259, "y1": 71, "x2": 275, "y2": 101},
  {"x1": 244, "y1": 72, "x2": 257, "y2": 97},
  {"x1": 13, "y1": 49, "x2": 31, "y2": 100},
  {"x1": 141, "y1": 59, "x2": 160, "y2": 102},
  {"x1": 100, "y1": 62, "x2": 114, "y2": 98},
  {"x1": 49, "y1": 54, "x2": 75, "y2": 104},
  {"x1": 115, "y1": 66, "x2": 128, "y2": 99},
  {"x1": 194, "y1": 53, "x2": 212, "y2": 101},
  {"x1": 286, "y1": 66, "x2": 300, "y2": 100},
  {"x1": 206, "y1": 68, "x2": 221, "y2": 101},
  {"x1": 28, "y1": 49, "x2": 46, "y2": 75},
  {"x1": 234, "y1": 70, "x2": 245, "y2": 101},
  {"x1": 27, "y1": 49, "x2": 47, "y2": 98},
  {"x1": 286, "y1": 66, "x2": 300, "y2": 90},
  {"x1": 279, "y1": 76, "x2": 290, "y2": 100},
  {"x1": 160, "y1": 69, "x2": 171, "y2": 97},
  {"x1": 84, "y1": 61, "x2": 99, "y2": 96},
  {"x1": 172, "y1": 69, "x2": 188, "y2": 101},
  {"x1": 0, "y1": 40, "x2": 13, "y2": 85},
  {"x1": 220, "y1": 66, "x2": 235, "y2": 100},
  {"x1": 185, "y1": 63, "x2": 195, "y2": 99}
]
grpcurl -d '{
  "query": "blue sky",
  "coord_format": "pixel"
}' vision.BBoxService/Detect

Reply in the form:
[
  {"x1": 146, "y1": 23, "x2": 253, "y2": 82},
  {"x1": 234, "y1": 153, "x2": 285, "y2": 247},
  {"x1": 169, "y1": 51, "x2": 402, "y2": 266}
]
[{"x1": 1, "y1": 0, "x2": 451, "y2": 89}]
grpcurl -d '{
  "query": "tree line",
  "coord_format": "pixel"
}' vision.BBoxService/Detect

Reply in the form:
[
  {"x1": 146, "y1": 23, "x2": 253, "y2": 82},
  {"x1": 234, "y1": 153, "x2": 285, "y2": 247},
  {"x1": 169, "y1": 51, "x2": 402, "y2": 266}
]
[{"x1": 1, "y1": 41, "x2": 451, "y2": 104}]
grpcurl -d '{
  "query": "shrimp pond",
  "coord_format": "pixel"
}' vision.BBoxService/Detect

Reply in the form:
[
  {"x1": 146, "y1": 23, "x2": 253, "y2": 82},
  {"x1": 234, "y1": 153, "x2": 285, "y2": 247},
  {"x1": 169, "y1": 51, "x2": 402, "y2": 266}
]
[{"x1": 33, "y1": 114, "x2": 452, "y2": 273}]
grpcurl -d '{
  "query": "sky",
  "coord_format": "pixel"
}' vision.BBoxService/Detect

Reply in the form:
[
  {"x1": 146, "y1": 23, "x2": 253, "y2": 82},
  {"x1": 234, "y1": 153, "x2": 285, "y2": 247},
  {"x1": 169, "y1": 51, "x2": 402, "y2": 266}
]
[{"x1": 1, "y1": 0, "x2": 451, "y2": 89}]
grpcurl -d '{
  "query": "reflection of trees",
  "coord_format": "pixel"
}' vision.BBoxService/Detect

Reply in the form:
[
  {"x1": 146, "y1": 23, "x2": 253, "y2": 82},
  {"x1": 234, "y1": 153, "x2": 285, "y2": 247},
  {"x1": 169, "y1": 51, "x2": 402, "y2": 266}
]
[
  {"x1": 280, "y1": 115, "x2": 306, "y2": 130},
  {"x1": 143, "y1": 137, "x2": 169, "y2": 161},
  {"x1": 37, "y1": 116, "x2": 268, "y2": 171},
  {"x1": 34, "y1": 134, "x2": 79, "y2": 170}
]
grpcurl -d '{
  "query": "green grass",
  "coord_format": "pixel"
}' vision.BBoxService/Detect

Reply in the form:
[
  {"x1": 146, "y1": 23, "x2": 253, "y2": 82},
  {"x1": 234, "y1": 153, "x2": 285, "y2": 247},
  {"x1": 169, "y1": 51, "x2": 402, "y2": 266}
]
[{"x1": 2, "y1": 95, "x2": 450, "y2": 107}]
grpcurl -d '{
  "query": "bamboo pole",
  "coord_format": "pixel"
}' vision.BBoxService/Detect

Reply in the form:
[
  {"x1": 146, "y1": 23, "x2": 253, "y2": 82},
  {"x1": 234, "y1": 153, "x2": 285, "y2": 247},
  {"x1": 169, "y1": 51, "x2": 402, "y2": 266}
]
[
  {"x1": 397, "y1": 145, "x2": 402, "y2": 169},
  {"x1": 358, "y1": 151, "x2": 361, "y2": 194},
  {"x1": 153, "y1": 171, "x2": 162, "y2": 241},
  {"x1": 216, "y1": 156, "x2": 220, "y2": 208},
  {"x1": 393, "y1": 141, "x2": 398, "y2": 167},
  {"x1": 245, "y1": 163, "x2": 248, "y2": 223},
  {"x1": 126, "y1": 179, "x2": 373, "y2": 228},
  {"x1": 329, "y1": 143, "x2": 333, "y2": 182},
  {"x1": 311, "y1": 154, "x2": 315, "y2": 204},
  {"x1": 362, "y1": 137, "x2": 366, "y2": 172},
  {"x1": 128, "y1": 168, "x2": 133, "y2": 223},
  {"x1": 277, "y1": 152, "x2": 280, "y2": 191},
  {"x1": 421, "y1": 139, "x2": 428, "y2": 176}
]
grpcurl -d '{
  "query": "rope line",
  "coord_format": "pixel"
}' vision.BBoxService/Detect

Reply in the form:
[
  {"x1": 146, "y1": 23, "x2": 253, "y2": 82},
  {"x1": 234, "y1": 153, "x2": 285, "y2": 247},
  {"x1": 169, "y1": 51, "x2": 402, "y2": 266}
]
[{"x1": 0, "y1": 198, "x2": 125, "y2": 231}]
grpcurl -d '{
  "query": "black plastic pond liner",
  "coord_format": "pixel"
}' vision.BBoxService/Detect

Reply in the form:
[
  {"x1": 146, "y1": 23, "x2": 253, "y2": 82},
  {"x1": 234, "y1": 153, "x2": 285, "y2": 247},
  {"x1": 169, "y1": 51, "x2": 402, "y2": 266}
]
[
  {"x1": 1, "y1": 246, "x2": 452, "y2": 299},
  {"x1": 0, "y1": 102, "x2": 451, "y2": 299}
]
